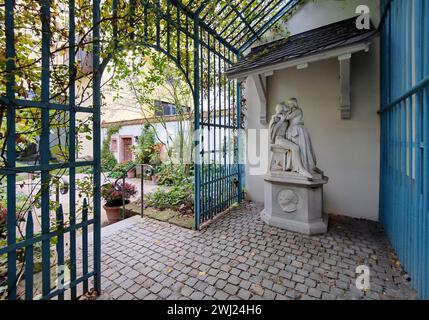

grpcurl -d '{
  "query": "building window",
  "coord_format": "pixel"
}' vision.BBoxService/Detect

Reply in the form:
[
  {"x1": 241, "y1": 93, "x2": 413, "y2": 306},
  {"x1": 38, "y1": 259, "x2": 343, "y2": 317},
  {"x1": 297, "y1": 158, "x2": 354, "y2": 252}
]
[{"x1": 154, "y1": 100, "x2": 189, "y2": 116}]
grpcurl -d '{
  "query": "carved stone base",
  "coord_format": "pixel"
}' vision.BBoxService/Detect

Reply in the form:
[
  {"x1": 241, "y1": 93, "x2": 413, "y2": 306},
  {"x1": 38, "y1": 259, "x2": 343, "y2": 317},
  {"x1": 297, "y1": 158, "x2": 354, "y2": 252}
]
[{"x1": 260, "y1": 174, "x2": 329, "y2": 235}]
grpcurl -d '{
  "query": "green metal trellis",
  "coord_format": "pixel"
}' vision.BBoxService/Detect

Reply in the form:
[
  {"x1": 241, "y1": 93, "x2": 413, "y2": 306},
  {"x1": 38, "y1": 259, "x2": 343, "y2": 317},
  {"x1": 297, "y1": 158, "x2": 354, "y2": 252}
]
[{"x1": 1, "y1": 0, "x2": 302, "y2": 300}]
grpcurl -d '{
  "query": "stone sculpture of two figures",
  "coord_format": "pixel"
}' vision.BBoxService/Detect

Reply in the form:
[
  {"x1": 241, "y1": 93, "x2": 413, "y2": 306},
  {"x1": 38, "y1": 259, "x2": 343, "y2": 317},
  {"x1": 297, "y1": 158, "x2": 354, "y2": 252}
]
[
  {"x1": 261, "y1": 98, "x2": 329, "y2": 235},
  {"x1": 269, "y1": 98, "x2": 323, "y2": 181}
]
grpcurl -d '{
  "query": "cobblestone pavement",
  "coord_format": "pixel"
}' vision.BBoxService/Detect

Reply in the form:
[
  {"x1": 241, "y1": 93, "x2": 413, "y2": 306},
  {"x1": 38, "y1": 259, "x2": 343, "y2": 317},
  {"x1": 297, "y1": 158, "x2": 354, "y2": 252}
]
[{"x1": 95, "y1": 202, "x2": 417, "y2": 300}]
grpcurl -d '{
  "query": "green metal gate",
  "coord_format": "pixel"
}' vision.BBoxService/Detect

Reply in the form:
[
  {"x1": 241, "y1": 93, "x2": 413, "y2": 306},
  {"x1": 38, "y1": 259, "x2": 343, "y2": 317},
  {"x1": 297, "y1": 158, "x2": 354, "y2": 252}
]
[
  {"x1": 1, "y1": 0, "x2": 302, "y2": 299},
  {"x1": 0, "y1": 0, "x2": 102, "y2": 299}
]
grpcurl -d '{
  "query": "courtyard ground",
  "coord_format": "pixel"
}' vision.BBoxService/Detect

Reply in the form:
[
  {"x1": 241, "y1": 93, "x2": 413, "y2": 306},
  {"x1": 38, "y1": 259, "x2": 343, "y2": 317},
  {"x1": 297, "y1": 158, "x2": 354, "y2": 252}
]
[{"x1": 87, "y1": 202, "x2": 417, "y2": 300}]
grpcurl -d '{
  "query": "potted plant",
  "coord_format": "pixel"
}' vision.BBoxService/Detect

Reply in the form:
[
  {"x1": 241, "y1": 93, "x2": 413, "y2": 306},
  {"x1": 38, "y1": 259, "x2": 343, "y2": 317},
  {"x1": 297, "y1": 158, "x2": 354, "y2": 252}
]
[{"x1": 101, "y1": 181, "x2": 137, "y2": 223}]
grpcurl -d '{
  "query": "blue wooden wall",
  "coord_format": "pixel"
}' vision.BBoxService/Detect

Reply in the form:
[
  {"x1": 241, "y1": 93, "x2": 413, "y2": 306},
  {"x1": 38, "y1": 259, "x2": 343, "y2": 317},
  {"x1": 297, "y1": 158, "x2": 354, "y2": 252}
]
[{"x1": 379, "y1": 0, "x2": 429, "y2": 299}]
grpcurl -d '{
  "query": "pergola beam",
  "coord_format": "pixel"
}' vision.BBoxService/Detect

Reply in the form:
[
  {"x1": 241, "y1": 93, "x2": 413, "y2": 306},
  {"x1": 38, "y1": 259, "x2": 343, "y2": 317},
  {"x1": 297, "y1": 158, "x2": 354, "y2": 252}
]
[
  {"x1": 228, "y1": 3, "x2": 260, "y2": 42},
  {"x1": 202, "y1": 1, "x2": 226, "y2": 21},
  {"x1": 169, "y1": 0, "x2": 239, "y2": 54},
  {"x1": 239, "y1": 0, "x2": 301, "y2": 53},
  {"x1": 217, "y1": 0, "x2": 259, "y2": 38},
  {"x1": 195, "y1": 0, "x2": 210, "y2": 15},
  {"x1": 229, "y1": 0, "x2": 281, "y2": 44}
]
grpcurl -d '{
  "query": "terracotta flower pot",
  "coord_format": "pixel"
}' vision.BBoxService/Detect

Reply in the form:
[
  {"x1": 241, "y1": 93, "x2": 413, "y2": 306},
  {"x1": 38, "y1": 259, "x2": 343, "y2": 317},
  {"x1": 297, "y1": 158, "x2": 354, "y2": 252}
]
[{"x1": 103, "y1": 204, "x2": 122, "y2": 223}]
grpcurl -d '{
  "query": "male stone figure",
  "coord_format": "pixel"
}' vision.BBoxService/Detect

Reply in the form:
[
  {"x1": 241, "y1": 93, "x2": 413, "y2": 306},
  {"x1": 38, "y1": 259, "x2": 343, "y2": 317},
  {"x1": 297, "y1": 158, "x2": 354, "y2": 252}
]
[{"x1": 269, "y1": 98, "x2": 320, "y2": 179}]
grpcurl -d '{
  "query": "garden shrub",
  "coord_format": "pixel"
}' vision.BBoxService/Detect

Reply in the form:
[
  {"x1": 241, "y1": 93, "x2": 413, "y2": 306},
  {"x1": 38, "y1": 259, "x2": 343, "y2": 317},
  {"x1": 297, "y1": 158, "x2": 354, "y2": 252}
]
[
  {"x1": 108, "y1": 160, "x2": 135, "y2": 179},
  {"x1": 146, "y1": 182, "x2": 193, "y2": 213},
  {"x1": 134, "y1": 124, "x2": 159, "y2": 164},
  {"x1": 155, "y1": 163, "x2": 193, "y2": 186}
]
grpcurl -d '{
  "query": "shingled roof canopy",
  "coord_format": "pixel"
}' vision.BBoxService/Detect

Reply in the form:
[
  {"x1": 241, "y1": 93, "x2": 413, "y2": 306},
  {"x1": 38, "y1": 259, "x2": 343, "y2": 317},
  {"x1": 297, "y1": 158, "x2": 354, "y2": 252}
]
[{"x1": 225, "y1": 17, "x2": 378, "y2": 79}]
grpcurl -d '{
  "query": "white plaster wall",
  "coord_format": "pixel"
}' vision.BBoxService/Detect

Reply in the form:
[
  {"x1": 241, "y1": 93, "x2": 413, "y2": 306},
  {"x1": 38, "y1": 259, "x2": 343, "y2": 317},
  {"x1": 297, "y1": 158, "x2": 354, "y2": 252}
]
[
  {"x1": 103, "y1": 117, "x2": 233, "y2": 165},
  {"x1": 103, "y1": 120, "x2": 190, "y2": 162},
  {"x1": 244, "y1": 0, "x2": 381, "y2": 221},
  {"x1": 286, "y1": 0, "x2": 380, "y2": 34},
  {"x1": 250, "y1": 0, "x2": 380, "y2": 51}
]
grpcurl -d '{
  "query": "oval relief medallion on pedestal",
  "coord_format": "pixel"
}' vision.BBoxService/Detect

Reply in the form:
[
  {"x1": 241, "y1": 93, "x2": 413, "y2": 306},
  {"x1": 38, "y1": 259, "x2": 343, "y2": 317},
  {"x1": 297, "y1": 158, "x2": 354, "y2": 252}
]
[{"x1": 277, "y1": 189, "x2": 299, "y2": 213}]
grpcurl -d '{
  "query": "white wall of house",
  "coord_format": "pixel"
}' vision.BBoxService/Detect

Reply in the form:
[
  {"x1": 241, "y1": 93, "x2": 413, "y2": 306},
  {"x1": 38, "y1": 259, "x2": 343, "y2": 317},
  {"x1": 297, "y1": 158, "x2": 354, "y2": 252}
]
[
  {"x1": 249, "y1": 0, "x2": 380, "y2": 51},
  {"x1": 286, "y1": 0, "x2": 380, "y2": 35},
  {"x1": 103, "y1": 116, "x2": 234, "y2": 166},
  {"x1": 243, "y1": 0, "x2": 381, "y2": 221},
  {"x1": 103, "y1": 120, "x2": 190, "y2": 163}
]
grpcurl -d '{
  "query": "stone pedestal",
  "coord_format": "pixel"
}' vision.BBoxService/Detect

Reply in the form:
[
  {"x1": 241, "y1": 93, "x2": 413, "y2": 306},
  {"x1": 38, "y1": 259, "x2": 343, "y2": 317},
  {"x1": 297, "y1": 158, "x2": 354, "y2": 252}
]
[{"x1": 260, "y1": 173, "x2": 329, "y2": 235}]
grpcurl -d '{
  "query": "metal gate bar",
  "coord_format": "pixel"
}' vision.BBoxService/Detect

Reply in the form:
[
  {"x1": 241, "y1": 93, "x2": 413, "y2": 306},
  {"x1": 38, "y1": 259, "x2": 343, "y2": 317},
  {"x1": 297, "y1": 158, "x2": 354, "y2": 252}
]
[{"x1": 195, "y1": 27, "x2": 241, "y2": 227}]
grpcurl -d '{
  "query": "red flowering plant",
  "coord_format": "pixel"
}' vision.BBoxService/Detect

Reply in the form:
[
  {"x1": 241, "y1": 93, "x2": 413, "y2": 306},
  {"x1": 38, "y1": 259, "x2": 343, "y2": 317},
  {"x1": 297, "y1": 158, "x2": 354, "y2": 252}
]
[{"x1": 101, "y1": 182, "x2": 137, "y2": 207}]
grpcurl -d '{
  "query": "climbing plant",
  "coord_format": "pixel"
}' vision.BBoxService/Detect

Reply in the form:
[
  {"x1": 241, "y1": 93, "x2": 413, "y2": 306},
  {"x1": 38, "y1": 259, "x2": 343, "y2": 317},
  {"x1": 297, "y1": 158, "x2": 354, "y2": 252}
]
[{"x1": 101, "y1": 124, "x2": 121, "y2": 172}]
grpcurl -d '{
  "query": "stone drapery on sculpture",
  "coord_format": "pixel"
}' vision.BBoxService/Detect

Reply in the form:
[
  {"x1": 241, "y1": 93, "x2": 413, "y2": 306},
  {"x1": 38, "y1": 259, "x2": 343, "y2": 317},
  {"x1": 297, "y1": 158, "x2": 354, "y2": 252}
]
[{"x1": 269, "y1": 98, "x2": 322, "y2": 180}]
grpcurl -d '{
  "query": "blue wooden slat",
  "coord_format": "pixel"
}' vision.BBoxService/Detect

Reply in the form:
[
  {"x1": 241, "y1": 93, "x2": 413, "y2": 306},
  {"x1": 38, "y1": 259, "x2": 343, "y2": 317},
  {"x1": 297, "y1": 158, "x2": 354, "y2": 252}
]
[
  {"x1": 406, "y1": 0, "x2": 413, "y2": 277},
  {"x1": 413, "y1": 0, "x2": 421, "y2": 292},
  {"x1": 422, "y1": 0, "x2": 429, "y2": 299},
  {"x1": 412, "y1": 0, "x2": 422, "y2": 295},
  {"x1": 380, "y1": 0, "x2": 429, "y2": 299},
  {"x1": 398, "y1": 2, "x2": 407, "y2": 259}
]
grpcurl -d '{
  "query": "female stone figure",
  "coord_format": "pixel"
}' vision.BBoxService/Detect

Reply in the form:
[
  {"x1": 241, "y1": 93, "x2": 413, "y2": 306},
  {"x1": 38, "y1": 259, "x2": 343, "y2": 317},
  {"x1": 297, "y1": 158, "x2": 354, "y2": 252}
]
[
  {"x1": 284, "y1": 98, "x2": 321, "y2": 176},
  {"x1": 269, "y1": 102, "x2": 313, "y2": 179}
]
